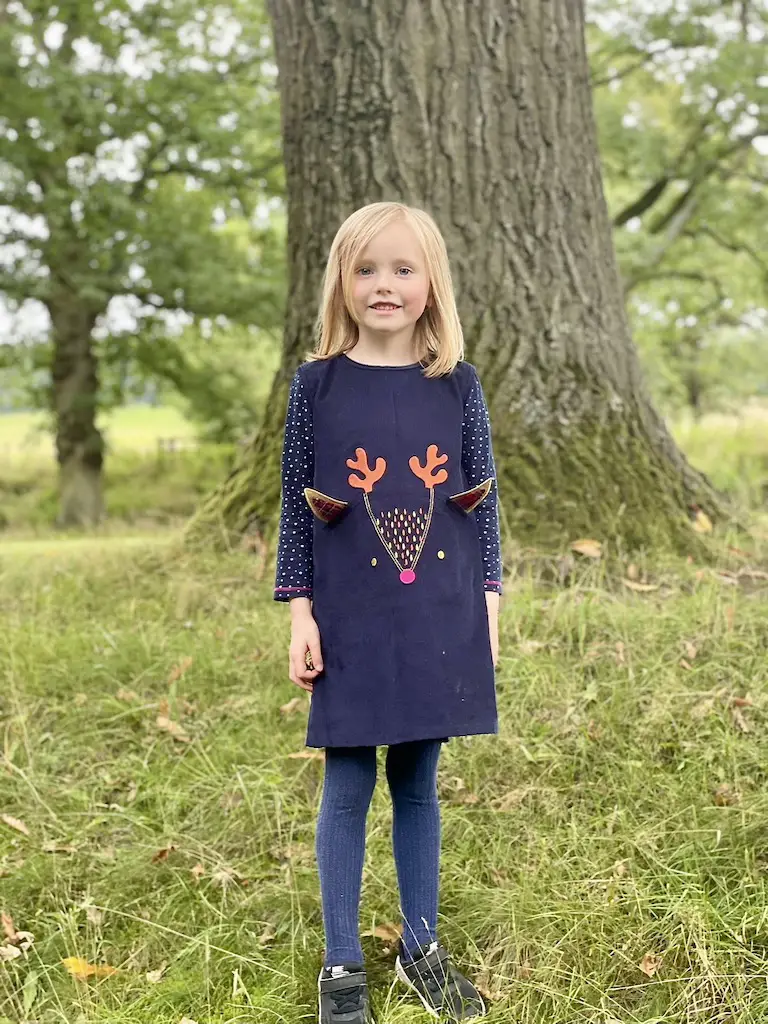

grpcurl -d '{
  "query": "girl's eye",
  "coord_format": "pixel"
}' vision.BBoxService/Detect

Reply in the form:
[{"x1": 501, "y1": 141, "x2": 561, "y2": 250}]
[
  {"x1": 356, "y1": 267, "x2": 373, "y2": 276},
  {"x1": 397, "y1": 267, "x2": 413, "y2": 276}
]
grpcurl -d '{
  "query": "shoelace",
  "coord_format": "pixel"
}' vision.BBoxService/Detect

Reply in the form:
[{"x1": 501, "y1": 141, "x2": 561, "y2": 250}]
[{"x1": 329, "y1": 982, "x2": 363, "y2": 1015}]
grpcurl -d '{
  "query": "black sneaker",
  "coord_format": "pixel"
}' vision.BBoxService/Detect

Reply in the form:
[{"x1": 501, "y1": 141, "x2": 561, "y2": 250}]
[
  {"x1": 395, "y1": 939, "x2": 487, "y2": 1020},
  {"x1": 317, "y1": 961, "x2": 374, "y2": 1023}
]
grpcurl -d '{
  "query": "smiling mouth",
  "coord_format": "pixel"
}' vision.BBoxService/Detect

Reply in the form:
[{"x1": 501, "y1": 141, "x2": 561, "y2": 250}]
[{"x1": 370, "y1": 303, "x2": 401, "y2": 310}]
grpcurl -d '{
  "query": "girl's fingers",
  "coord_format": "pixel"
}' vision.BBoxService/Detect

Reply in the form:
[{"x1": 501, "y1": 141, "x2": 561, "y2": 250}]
[{"x1": 308, "y1": 641, "x2": 323, "y2": 672}]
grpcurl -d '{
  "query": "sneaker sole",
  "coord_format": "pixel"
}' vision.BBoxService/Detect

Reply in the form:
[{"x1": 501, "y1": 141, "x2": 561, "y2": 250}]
[{"x1": 394, "y1": 955, "x2": 487, "y2": 1020}]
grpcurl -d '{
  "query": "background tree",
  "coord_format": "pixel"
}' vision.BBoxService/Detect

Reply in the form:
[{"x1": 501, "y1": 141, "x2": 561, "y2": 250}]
[
  {"x1": 0, "y1": 0, "x2": 283, "y2": 524},
  {"x1": 188, "y1": 0, "x2": 752, "y2": 553}
]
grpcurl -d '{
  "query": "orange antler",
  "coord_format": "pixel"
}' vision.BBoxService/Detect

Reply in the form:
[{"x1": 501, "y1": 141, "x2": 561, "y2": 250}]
[
  {"x1": 347, "y1": 447, "x2": 387, "y2": 493},
  {"x1": 409, "y1": 444, "x2": 448, "y2": 489}
]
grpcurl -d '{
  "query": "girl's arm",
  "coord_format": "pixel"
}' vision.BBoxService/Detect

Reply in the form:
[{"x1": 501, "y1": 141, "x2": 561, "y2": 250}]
[
  {"x1": 461, "y1": 365, "x2": 503, "y2": 596},
  {"x1": 274, "y1": 367, "x2": 315, "y2": 603}
]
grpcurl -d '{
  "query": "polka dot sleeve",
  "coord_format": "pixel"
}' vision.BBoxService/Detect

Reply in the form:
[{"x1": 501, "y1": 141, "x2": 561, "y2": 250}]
[
  {"x1": 462, "y1": 366, "x2": 503, "y2": 594},
  {"x1": 274, "y1": 368, "x2": 314, "y2": 602}
]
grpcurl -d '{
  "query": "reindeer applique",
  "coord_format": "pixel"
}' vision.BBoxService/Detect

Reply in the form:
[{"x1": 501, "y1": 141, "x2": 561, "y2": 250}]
[{"x1": 304, "y1": 445, "x2": 493, "y2": 585}]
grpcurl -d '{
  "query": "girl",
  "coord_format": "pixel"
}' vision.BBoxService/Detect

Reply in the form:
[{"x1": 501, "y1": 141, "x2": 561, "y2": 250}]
[{"x1": 274, "y1": 202, "x2": 502, "y2": 1023}]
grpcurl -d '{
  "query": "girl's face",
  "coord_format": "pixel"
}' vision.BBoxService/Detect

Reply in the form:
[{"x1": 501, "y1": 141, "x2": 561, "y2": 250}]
[{"x1": 349, "y1": 220, "x2": 430, "y2": 336}]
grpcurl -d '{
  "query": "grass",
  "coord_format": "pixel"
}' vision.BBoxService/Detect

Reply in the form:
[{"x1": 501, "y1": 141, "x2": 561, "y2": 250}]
[
  {"x1": 0, "y1": 406, "x2": 196, "y2": 463},
  {"x1": 1, "y1": 537, "x2": 767, "y2": 1023}
]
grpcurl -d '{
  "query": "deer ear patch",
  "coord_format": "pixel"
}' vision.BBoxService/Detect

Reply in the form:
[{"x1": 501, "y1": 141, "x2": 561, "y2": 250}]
[
  {"x1": 448, "y1": 478, "x2": 494, "y2": 514},
  {"x1": 304, "y1": 488, "x2": 349, "y2": 523}
]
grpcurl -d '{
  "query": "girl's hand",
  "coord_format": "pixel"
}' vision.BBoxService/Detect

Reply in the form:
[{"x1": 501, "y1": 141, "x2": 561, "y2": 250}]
[
  {"x1": 485, "y1": 591, "x2": 500, "y2": 669},
  {"x1": 288, "y1": 600, "x2": 324, "y2": 692}
]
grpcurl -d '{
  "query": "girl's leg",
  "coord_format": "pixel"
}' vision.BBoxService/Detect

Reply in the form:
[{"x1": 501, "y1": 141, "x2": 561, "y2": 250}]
[
  {"x1": 315, "y1": 745, "x2": 378, "y2": 967},
  {"x1": 385, "y1": 739, "x2": 443, "y2": 961}
]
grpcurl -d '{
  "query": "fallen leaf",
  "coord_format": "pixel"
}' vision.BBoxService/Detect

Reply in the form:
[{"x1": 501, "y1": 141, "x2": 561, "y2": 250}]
[
  {"x1": 639, "y1": 951, "x2": 661, "y2": 977},
  {"x1": 152, "y1": 844, "x2": 177, "y2": 864},
  {"x1": 179, "y1": 1017, "x2": 199, "y2": 1024},
  {"x1": 683, "y1": 641, "x2": 698, "y2": 660},
  {"x1": 731, "y1": 706, "x2": 750, "y2": 733},
  {"x1": 61, "y1": 956, "x2": 119, "y2": 979},
  {"x1": 0, "y1": 945, "x2": 22, "y2": 962},
  {"x1": 626, "y1": 563, "x2": 639, "y2": 580},
  {"x1": 614, "y1": 641, "x2": 626, "y2": 665},
  {"x1": 679, "y1": 658, "x2": 694, "y2": 671},
  {"x1": 41, "y1": 840, "x2": 77, "y2": 854},
  {"x1": 1, "y1": 913, "x2": 16, "y2": 942},
  {"x1": 191, "y1": 863, "x2": 206, "y2": 881},
  {"x1": 362, "y1": 922, "x2": 402, "y2": 944},
  {"x1": 280, "y1": 697, "x2": 304, "y2": 716},
  {"x1": 287, "y1": 750, "x2": 325, "y2": 760},
  {"x1": 622, "y1": 579, "x2": 659, "y2": 592},
  {"x1": 85, "y1": 906, "x2": 103, "y2": 926},
  {"x1": 146, "y1": 965, "x2": 166, "y2": 983},
  {"x1": 692, "y1": 510, "x2": 713, "y2": 534},
  {"x1": 518, "y1": 640, "x2": 546, "y2": 655},
  {"x1": 156, "y1": 714, "x2": 190, "y2": 743},
  {"x1": 731, "y1": 695, "x2": 753, "y2": 708},
  {"x1": 168, "y1": 657, "x2": 194, "y2": 683},
  {"x1": 570, "y1": 538, "x2": 602, "y2": 559},
  {"x1": 258, "y1": 923, "x2": 276, "y2": 946},
  {"x1": 116, "y1": 688, "x2": 139, "y2": 702},
  {"x1": 713, "y1": 783, "x2": 739, "y2": 806},
  {"x1": 1, "y1": 814, "x2": 29, "y2": 836}
]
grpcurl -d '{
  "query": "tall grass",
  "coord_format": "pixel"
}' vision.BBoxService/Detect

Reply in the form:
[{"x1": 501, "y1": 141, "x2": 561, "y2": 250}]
[{"x1": 1, "y1": 541, "x2": 767, "y2": 1022}]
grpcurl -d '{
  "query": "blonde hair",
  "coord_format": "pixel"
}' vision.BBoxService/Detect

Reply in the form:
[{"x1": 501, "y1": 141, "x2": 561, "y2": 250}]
[{"x1": 305, "y1": 202, "x2": 464, "y2": 378}]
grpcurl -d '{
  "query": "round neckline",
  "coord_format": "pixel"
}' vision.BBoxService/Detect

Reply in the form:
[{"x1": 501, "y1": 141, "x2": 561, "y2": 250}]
[{"x1": 341, "y1": 352, "x2": 422, "y2": 370}]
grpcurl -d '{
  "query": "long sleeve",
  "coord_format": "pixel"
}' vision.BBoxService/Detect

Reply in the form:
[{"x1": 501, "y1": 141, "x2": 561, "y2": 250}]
[
  {"x1": 461, "y1": 365, "x2": 503, "y2": 595},
  {"x1": 274, "y1": 367, "x2": 315, "y2": 602}
]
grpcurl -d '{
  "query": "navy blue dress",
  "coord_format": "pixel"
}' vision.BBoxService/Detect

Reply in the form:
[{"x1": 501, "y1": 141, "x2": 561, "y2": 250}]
[{"x1": 274, "y1": 352, "x2": 502, "y2": 748}]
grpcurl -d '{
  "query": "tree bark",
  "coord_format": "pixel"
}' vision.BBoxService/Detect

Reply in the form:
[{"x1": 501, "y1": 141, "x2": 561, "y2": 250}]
[
  {"x1": 49, "y1": 294, "x2": 104, "y2": 527},
  {"x1": 186, "y1": 0, "x2": 723, "y2": 554}
]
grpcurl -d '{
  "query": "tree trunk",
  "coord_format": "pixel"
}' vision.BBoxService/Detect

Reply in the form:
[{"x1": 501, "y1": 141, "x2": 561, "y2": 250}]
[
  {"x1": 186, "y1": 0, "x2": 723, "y2": 555},
  {"x1": 50, "y1": 295, "x2": 104, "y2": 527}
]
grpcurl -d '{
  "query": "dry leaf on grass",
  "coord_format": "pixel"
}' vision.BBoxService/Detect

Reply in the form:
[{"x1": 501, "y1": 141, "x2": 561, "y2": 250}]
[
  {"x1": 639, "y1": 951, "x2": 661, "y2": 977},
  {"x1": 287, "y1": 750, "x2": 325, "y2": 760},
  {"x1": 691, "y1": 509, "x2": 713, "y2": 534},
  {"x1": 116, "y1": 688, "x2": 139, "y2": 702},
  {"x1": 85, "y1": 906, "x2": 104, "y2": 926},
  {"x1": 191, "y1": 862, "x2": 206, "y2": 882},
  {"x1": 622, "y1": 579, "x2": 659, "y2": 593},
  {"x1": 713, "y1": 783, "x2": 739, "y2": 806},
  {"x1": 168, "y1": 657, "x2": 194, "y2": 683},
  {"x1": 279, "y1": 696, "x2": 306, "y2": 716},
  {"x1": 1, "y1": 814, "x2": 29, "y2": 836},
  {"x1": 362, "y1": 922, "x2": 402, "y2": 944},
  {"x1": 259, "y1": 923, "x2": 276, "y2": 946},
  {"x1": 156, "y1": 710, "x2": 190, "y2": 743},
  {"x1": 570, "y1": 538, "x2": 602, "y2": 559},
  {"x1": 180, "y1": 1018, "x2": 199, "y2": 1024},
  {"x1": 680, "y1": 658, "x2": 694, "y2": 671},
  {"x1": 41, "y1": 840, "x2": 77, "y2": 853},
  {"x1": 61, "y1": 956, "x2": 119, "y2": 980},
  {"x1": 146, "y1": 965, "x2": 166, "y2": 983},
  {"x1": 151, "y1": 844, "x2": 177, "y2": 864},
  {"x1": 731, "y1": 706, "x2": 751, "y2": 733}
]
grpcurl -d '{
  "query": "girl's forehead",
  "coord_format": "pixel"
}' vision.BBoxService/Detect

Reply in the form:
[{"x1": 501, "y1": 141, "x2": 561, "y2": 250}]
[{"x1": 358, "y1": 220, "x2": 424, "y2": 262}]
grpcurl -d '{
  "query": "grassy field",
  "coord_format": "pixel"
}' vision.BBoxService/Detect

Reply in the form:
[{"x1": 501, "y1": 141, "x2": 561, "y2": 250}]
[
  {"x1": 1, "y1": 537, "x2": 767, "y2": 1023},
  {"x1": 1, "y1": 403, "x2": 767, "y2": 1022},
  {"x1": 0, "y1": 406, "x2": 197, "y2": 464}
]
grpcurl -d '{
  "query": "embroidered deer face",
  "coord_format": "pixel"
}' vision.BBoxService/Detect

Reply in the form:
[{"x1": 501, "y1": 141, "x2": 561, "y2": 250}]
[{"x1": 305, "y1": 445, "x2": 493, "y2": 585}]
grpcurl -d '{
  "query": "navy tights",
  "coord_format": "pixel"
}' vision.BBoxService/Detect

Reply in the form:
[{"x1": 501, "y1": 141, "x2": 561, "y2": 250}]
[{"x1": 315, "y1": 739, "x2": 443, "y2": 967}]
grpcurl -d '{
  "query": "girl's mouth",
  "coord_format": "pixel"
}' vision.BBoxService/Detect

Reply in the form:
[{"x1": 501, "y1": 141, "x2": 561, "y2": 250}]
[{"x1": 370, "y1": 303, "x2": 401, "y2": 312}]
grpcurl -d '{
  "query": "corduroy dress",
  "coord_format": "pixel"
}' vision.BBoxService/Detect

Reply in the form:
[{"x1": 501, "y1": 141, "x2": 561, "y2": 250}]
[{"x1": 274, "y1": 352, "x2": 502, "y2": 748}]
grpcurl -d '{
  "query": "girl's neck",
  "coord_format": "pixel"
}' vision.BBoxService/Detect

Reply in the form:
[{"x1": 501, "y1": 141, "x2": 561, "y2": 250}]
[{"x1": 350, "y1": 328, "x2": 418, "y2": 367}]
